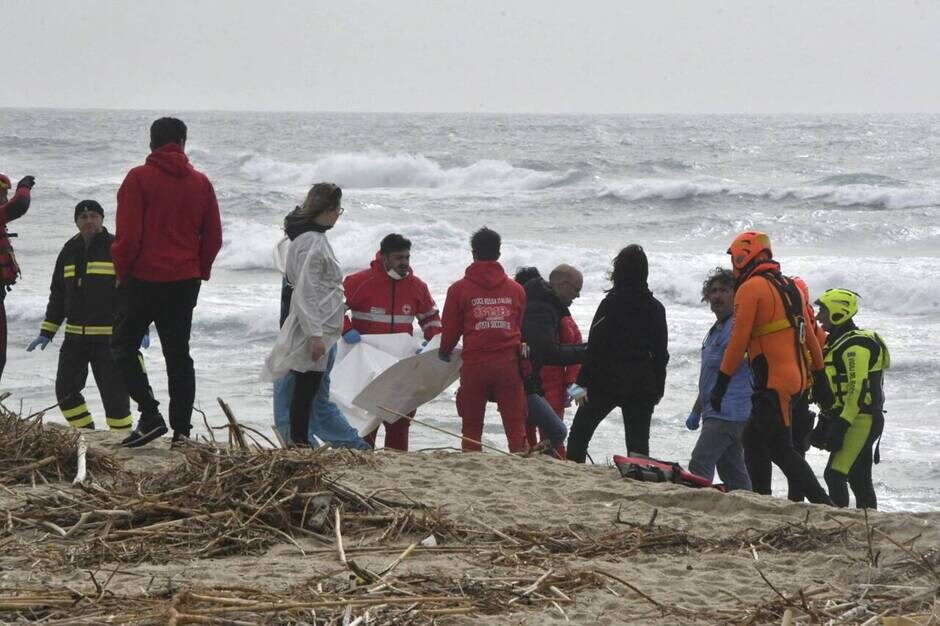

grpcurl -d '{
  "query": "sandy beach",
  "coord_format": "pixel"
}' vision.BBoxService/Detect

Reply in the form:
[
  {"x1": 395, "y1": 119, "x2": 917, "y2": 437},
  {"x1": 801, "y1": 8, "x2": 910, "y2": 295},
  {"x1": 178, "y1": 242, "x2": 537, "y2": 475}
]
[{"x1": 1, "y1": 412, "x2": 938, "y2": 625}]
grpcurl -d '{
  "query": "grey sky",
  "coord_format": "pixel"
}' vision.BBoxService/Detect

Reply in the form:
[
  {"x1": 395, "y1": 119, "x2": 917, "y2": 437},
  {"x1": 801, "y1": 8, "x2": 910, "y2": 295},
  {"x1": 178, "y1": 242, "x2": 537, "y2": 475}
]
[{"x1": 4, "y1": 0, "x2": 939, "y2": 113}]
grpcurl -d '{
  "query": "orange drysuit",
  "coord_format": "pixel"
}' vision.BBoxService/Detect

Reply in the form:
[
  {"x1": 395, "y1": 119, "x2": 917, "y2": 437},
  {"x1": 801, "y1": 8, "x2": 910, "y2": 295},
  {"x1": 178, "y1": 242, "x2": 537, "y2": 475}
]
[{"x1": 720, "y1": 263, "x2": 824, "y2": 426}]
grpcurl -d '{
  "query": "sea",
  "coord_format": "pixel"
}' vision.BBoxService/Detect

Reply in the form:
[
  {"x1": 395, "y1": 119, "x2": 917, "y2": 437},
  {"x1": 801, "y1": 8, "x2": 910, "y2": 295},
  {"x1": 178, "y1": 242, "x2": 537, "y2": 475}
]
[{"x1": 1, "y1": 110, "x2": 938, "y2": 511}]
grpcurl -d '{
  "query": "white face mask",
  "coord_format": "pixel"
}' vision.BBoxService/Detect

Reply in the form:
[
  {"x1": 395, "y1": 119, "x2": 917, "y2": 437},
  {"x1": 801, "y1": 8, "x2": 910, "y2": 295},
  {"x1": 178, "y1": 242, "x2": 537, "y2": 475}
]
[{"x1": 387, "y1": 268, "x2": 405, "y2": 280}]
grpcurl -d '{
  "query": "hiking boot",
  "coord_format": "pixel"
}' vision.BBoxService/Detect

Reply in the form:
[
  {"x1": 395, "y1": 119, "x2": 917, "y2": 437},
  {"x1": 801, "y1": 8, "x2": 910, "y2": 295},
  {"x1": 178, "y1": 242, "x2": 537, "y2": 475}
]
[
  {"x1": 170, "y1": 431, "x2": 190, "y2": 448},
  {"x1": 121, "y1": 411, "x2": 168, "y2": 448}
]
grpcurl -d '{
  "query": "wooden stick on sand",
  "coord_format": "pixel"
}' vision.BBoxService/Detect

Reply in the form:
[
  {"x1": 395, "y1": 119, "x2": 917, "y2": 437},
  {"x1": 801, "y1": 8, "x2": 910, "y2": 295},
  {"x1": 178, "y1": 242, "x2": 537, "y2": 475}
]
[
  {"x1": 334, "y1": 507, "x2": 347, "y2": 565},
  {"x1": 72, "y1": 434, "x2": 87, "y2": 485},
  {"x1": 376, "y1": 405, "x2": 513, "y2": 457},
  {"x1": 217, "y1": 397, "x2": 248, "y2": 450}
]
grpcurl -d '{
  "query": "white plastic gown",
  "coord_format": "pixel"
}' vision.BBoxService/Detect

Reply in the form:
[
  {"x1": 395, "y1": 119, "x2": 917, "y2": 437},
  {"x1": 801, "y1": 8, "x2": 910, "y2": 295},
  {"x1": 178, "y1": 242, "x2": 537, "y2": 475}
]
[{"x1": 262, "y1": 231, "x2": 345, "y2": 380}]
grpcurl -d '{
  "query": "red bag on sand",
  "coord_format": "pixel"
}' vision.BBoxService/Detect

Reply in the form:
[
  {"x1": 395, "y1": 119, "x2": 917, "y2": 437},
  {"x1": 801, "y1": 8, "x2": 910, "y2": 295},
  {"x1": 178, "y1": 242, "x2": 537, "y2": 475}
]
[{"x1": 613, "y1": 455, "x2": 720, "y2": 490}]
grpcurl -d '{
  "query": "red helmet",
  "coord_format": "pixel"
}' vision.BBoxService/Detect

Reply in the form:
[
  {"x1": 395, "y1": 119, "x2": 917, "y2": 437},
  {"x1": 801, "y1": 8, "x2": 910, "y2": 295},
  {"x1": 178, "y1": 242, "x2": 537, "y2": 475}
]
[
  {"x1": 727, "y1": 231, "x2": 772, "y2": 270},
  {"x1": 0, "y1": 173, "x2": 11, "y2": 191}
]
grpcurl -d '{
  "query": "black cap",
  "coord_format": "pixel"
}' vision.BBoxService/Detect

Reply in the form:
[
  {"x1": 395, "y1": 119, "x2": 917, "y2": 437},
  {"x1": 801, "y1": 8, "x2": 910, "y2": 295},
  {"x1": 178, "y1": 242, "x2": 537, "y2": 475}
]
[{"x1": 74, "y1": 200, "x2": 104, "y2": 219}]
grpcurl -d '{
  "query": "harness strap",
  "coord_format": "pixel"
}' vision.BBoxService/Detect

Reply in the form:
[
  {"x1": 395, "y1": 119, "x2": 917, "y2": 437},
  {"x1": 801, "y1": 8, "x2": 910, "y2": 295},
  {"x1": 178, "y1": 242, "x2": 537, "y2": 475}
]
[{"x1": 751, "y1": 317, "x2": 791, "y2": 338}]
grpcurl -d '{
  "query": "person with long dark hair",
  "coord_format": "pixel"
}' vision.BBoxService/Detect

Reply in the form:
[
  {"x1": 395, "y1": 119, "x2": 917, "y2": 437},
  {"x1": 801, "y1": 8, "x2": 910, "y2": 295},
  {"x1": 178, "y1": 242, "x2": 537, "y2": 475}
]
[{"x1": 566, "y1": 245, "x2": 668, "y2": 462}]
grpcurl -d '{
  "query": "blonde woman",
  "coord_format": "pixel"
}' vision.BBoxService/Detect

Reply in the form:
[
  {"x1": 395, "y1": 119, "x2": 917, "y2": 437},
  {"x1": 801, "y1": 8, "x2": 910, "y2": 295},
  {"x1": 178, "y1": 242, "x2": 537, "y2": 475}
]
[{"x1": 263, "y1": 183, "x2": 346, "y2": 445}]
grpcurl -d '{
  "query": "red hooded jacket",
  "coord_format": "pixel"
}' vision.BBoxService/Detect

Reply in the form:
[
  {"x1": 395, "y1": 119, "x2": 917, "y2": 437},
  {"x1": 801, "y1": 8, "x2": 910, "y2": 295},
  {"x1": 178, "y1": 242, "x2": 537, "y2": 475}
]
[
  {"x1": 343, "y1": 251, "x2": 442, "y2": 339},
  {"x1": 112, "y1": 144, "x2": 223, "y2": 282},
  {"x1": 440, "y1": 261, "x2": 526, "y2": 365}
]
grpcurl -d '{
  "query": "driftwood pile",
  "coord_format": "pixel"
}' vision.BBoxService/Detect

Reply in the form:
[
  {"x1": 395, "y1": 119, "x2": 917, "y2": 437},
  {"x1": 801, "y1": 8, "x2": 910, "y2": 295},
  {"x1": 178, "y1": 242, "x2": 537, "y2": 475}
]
[
  {"x1": 0, "y1": 396, "x2": 121, "y2": 486},
  {"x1": 0, "y1": 403, "x2": 938, "y2": 624}
]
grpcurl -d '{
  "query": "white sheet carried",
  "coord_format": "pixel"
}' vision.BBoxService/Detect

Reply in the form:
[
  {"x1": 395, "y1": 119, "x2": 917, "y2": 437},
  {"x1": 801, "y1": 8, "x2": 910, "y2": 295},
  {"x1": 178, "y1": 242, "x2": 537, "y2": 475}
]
[{"x1": 330, "y1": 334, "x2": 462, "y2": 435}]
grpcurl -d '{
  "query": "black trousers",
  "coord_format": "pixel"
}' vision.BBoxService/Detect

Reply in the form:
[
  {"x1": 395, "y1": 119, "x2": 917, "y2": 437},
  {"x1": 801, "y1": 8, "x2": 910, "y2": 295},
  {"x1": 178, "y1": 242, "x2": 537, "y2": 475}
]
[
  {"x1": 743, "y1": 389, "x2": 832, "y2": 505},
  {"x1": 111, "y1": 279, "x2": 200, "y2": 435},
  {"x1": 0, "y1": 290, "x2": 6, "y2": 383},
  {"x1": 787, "y1": 392, "x2": 815, "y2": 502},
  {"x1": 824, "y1": 412, "x2": 883, "y2": 509},
  {"x1": 289, "y1": 369, "x2": 324, "y2": 445},
  {"x1": 56, "y1": 339, "x2": 132, "y2": 429},
  {"x1": 566, "y1": 393, "x2": 653, "y2": 463}
]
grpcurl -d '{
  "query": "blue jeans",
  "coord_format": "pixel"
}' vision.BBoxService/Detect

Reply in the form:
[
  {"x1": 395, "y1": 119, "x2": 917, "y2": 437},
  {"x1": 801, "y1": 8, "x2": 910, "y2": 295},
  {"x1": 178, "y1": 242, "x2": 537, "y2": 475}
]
[
  {"x1": 273, "y1": 344, "x2": 369, "y2": 449},
  {"x1": 526, "y1": 394, "x2": 567, "y2": 451}
]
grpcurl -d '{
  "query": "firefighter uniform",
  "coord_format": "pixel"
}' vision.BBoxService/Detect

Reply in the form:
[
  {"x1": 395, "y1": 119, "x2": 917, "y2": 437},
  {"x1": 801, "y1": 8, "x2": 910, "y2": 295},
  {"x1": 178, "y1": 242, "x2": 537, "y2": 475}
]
[{"x1": 40, "y1": 229, "x2": 132, "y2": 430}]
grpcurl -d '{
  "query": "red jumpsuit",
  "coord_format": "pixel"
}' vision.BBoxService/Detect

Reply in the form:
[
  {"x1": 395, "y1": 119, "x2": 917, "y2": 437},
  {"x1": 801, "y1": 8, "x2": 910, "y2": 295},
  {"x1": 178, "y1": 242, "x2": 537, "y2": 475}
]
[{"x1": 440, "y1": 261, "x2": 527, "y2": 453}]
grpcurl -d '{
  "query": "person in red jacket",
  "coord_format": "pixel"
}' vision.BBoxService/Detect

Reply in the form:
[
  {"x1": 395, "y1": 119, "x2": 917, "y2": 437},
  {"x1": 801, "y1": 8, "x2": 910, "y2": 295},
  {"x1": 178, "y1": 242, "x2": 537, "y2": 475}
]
[
  {"x1": 538, "y1": 265, "x2": 584, "y2": 458},
  {"x1": 439, "y1": 228, "x2": 528, "y2": 453},
  {"x1": 343, "y1": 233, "x2": 442, "y2": 450},
  {"x1": 0, "y1": 171, "x2": 35, "y2": 383},
  {"x1": 110, "y1": 117, "x2": 223, "y2": 447}
]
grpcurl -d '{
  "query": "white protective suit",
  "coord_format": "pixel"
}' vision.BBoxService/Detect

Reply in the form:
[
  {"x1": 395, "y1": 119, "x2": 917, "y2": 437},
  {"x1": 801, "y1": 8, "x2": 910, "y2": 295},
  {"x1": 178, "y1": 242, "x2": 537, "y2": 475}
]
[{"x1": 262, "y1": 231, "x2": 345, "y2": 381}]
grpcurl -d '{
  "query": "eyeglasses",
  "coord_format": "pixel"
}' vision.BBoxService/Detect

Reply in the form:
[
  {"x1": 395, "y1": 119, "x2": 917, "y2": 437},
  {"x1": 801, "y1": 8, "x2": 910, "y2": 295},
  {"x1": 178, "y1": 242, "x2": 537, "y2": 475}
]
[{"x1": 336, "y1": 206, "x2": 345, "y2": 215}]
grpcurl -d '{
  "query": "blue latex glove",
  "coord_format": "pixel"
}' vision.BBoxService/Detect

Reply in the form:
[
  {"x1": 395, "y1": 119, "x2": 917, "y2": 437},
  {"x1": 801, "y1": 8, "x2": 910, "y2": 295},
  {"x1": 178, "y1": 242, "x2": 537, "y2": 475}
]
[
  {"x1": 140, "y1": 333, "x2": 150, "y2": 349},
  {"x1": 686, "y1": 409, "x2": 701, "y2": 431},
  {"x1": 26, "y1": 336, "x2": 50, "y2": 352},
  {"x1": 438, "y1": 349, "x2": 452, "y2": 363},
  {"x1": 567, "y1": 383, "x2": 588, "y2": 406},
  {"x1": 343, "y1": 329, "x2": 362, "y2": 344},
  {"x1": 416, "y1": 339, "x2": 429, "y2": 354}
]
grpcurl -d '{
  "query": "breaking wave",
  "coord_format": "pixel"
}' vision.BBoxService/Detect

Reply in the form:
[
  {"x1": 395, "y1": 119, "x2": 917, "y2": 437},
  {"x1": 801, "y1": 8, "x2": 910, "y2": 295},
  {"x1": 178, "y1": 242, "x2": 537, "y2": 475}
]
[
  {"x1": 599, "y1": 175, "x2": 940, "y2": 210},
  {"x1": 239, "y1": 152, "x2": 580, "y2": 191}
]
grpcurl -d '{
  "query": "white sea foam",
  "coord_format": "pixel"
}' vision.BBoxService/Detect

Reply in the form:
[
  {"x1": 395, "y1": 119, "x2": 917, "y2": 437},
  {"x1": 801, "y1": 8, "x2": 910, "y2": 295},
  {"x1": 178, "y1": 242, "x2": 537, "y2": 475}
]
[
  {"x1": 599, "y1": 177, "x2": 940, "y2": 210},
  {"x1": 775, "y1": 184, "x2": 940, "y2": 210},
  {"x1": 211, "y1": 210, "x2": 940, "y2": 318},
  {"x1": 213, "y1": 218, "x2": 285, "y2": 271},
  {"x1": 599, "y1": 179, "x2": 737, "y2": 202},
  {"x1": 239, "y1": 152, "x2": 577, "y2": 191}
]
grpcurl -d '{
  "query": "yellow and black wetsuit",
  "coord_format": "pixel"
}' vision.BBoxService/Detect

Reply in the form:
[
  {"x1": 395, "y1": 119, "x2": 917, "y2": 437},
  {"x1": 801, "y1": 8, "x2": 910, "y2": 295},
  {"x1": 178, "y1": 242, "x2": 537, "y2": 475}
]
[
  {"x1": 821, "y1": 322, "x2": 889, "y2": 509},
  {"x1": 40, "y1": 230, "x2": 132, "y2": 430}
]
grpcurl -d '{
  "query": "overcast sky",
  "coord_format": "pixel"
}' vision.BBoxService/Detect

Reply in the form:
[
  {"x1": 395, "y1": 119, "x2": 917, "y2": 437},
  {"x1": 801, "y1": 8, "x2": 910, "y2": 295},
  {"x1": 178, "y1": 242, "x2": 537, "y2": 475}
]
[{"x1": 3, "y1": 0, "x2": 939, "y2": 114}]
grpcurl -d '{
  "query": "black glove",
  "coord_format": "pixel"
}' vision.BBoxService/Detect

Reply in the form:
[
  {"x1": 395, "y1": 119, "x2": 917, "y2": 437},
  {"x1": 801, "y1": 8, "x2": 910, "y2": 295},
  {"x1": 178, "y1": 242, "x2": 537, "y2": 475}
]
[
  {"x1": 811, "y1": 370, "x2": 834, "y2": 412},
  {"x1": 709, "y1": 371, "x2": 730, "y2": 413},
  {"x1": 16, "y1": 175, "x2": 36, "y2": 190},
  {"x1": 825, "y1": 417, "x2": 851, "y2": 453},
  {"x1": 810, "y1": 414, "x2": 831, "y2": 450}
]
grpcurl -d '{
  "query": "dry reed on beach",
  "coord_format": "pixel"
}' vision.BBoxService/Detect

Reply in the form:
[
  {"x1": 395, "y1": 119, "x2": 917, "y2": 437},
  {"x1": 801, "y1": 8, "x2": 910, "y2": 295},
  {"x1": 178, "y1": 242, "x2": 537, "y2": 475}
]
[
  {"x1": 0, "y1": 396, "x2": 122, "y2": 486},
  {"x1": 1, "y1": 406, "x2": 938, "y2": 624}
]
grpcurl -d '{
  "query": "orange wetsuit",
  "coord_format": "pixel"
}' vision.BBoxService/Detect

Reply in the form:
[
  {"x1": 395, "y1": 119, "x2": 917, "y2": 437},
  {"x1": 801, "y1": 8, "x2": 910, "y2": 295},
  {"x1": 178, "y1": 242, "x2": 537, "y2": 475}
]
[{"x1": 720, "y1": 265, "x2": 824, "y2": 426}]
